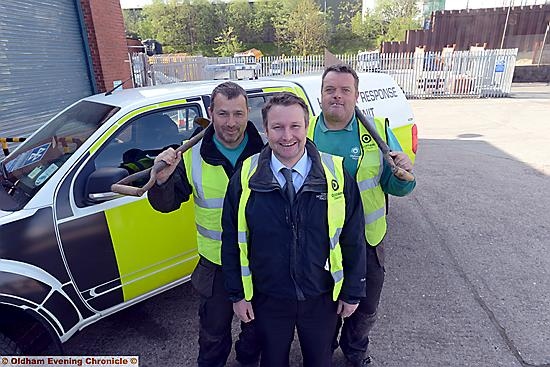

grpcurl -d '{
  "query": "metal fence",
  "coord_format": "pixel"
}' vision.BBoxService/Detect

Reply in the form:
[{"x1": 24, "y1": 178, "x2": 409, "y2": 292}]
[
  {"x1": 130, "y1": 49, "x2": 517, "y2": 98},
  {"x1": 382, "y1": 48, "x2": 518, "y2": 98}
]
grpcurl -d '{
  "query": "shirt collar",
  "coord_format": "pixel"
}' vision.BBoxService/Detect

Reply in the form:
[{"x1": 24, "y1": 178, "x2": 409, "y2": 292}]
[
  {"x1": 270, "y1": 149, "x2": 308, "y2": 178},
  {"x1": 318, "y1": 113, "x2": 356, "y2": 132}
]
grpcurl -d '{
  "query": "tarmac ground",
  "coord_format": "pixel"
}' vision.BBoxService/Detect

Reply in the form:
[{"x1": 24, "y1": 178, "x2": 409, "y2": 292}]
[{"x1": 63, "y1": 83, "x2": 550, "y2": 367}]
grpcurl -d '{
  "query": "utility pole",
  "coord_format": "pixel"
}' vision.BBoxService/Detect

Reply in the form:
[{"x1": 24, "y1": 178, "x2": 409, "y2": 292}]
[{"x1": 500, "y1": 0, "x2": 513, "y2": 49}]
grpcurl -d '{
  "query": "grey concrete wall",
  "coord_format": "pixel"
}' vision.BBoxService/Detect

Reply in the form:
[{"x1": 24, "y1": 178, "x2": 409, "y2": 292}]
[{"x1": 513, "y1": 65, "x2": 550, "y2": 83}]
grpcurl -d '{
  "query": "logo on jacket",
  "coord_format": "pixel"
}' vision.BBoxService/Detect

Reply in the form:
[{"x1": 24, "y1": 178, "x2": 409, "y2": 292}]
[
  {"x1": 316, "y1": 193, "x2": 327, "y2": 200},
  {"x1": 350, "y1": 146, "x2": 360, "y2": 160},
  {"x1": 331, "y1": 179, "x2": 339, "y2": 191},
  {"x1": 361, "y1": 134, "x2": 372, "y2": 144},
  {"x1": 361, "y1": 133, "x2": 377, "y2": 150}
]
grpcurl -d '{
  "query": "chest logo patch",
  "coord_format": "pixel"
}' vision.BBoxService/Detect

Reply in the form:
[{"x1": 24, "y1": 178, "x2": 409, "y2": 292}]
[
  {"x1": 361, "y1": 133, "x2": 377, "y2": 150},
  {"x1": 361, "y1": 134, "x2": 372, "y2": 144}
]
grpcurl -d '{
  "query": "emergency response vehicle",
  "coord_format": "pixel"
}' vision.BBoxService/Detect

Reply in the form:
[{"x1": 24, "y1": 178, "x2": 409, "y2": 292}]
[{"x1": 0, "y1": 74, "x2": 416, "y2": 354}]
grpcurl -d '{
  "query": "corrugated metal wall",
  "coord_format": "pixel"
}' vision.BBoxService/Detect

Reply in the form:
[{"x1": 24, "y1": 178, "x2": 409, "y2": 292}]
[
  {"x1": 0, "y1": 0, "x2": 93, "y2": 139},
  {"x1": 382, "y1": 4, "x2": 550, "y2": 55}
]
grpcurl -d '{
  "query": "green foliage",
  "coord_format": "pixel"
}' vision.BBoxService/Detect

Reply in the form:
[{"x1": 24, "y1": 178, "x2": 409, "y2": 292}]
[
  {"x1": 279, "y1": 0, "x2": 328, "y2": 56},
  {"x1": 226, "y1": 0, "x2": 261, "y2": 43},
  {"x1": 214, "y1": 27, "x2": 244, "y2": 57},
  {"x1": 251, "y1": 0, "x2": 278, "y2": 44},
  {"x1": 351, "y1": 10, "x2": 383, "y2": 50},
  {"x1": 120, "y1": 0, "x2": 421, "y2": 56},
  {"x1": 349, "y1": 0, "x2": 421, "y2": 47},
  {"x1": 333, "y1": 0, "x2": 361, "y2": 33},
  {"x1": 374, "y1": 0, "x2": 422, "y2": 42}
]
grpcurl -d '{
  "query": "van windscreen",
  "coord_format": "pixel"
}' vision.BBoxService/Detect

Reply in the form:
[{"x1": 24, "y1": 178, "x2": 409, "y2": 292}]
[{"x1": 0, "y1": 101, "x2": 119, "y2": 210}]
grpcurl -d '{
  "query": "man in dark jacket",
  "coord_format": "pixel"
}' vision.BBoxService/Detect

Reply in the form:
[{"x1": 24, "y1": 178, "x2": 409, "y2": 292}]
[
  {"x1": 148, "y1": 81, "x2": 264, "y2": 367},
  {"x1": 221, "y1": 92, "x2": 366, "y2": 367}
]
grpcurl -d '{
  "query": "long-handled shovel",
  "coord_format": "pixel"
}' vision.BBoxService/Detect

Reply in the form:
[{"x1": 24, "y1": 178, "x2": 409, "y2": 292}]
[
  {"x1": 354, "y1": 107, "x2": 415, "y2": 182},
  {"x1": 111, "y1": 117, "x2": 210, "y2": 197}
]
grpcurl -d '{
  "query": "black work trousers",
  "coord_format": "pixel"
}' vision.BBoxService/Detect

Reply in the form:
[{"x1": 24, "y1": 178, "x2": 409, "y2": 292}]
[
  {"x1": 192, "y1": 257, "x2": 260, "y2": 367},
  {"x1": 253, "y1": 292, "x2": 338, "y2": 367},
  {"x1": 336, "y1": 242, "x2": 385, "y2": 363}
]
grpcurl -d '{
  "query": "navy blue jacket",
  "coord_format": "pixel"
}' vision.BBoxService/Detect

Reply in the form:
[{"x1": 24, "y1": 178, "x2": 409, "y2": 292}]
[{"x1": 221, "y1": 140, "x2": 366, "y2": 304}]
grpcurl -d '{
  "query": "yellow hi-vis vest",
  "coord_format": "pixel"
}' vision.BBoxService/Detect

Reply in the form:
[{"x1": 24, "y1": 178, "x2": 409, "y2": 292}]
[
  {"x1": 237, "y1": 152, "x2": 346, "y2": 301},
  {"x1": 121, "y1": 157, "x2": 153, "y2": 174},
  {"x1": 308, "y1": 115, "x2": 387, "y2": 246},
  {"x1": 183, "y1": 140, "x2": 228, "y2": 265}
]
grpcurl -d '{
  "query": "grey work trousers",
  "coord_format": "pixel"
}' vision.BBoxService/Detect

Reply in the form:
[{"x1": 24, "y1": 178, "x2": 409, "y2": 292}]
[
  {"x1": 192, "y1": 257, "x2": 260, "y2": 367},
  {"x1": 336, "y1": 242, "x2": 385, "y2": 363}
]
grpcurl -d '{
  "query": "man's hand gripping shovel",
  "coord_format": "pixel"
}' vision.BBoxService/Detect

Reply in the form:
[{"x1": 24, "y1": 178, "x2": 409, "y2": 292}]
[
  {"x1": 111, "y1": 117, "x2": 210, "y2": 197},
  {"x1": 354, "y1": 107, "x2": 415, "y2": 182}
]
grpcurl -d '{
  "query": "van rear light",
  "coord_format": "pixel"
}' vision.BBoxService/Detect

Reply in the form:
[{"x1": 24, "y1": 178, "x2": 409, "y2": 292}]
[{"x1": 412, "y1": 124, "x2": 418, "y2": 154}]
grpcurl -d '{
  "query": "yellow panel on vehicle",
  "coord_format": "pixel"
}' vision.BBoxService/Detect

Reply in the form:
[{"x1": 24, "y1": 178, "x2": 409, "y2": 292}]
[
  {"x1": 104, "y1": 198, "x2": 198, "y2": 301},
  {"x1": 392, "y1": 124, "x2": 416, "y2": 164}
]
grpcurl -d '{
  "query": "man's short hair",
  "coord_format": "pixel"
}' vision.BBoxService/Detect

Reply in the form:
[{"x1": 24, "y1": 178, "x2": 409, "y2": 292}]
[
  {"x1": 261, "y1": 92, "x2": 309, "y2": 128},
  {"x1": 210, "y1": 81, "x2": 248, "y2": 111},
  {"x1": 322, "y1": 64, "x2": 359, "y2": 91}
]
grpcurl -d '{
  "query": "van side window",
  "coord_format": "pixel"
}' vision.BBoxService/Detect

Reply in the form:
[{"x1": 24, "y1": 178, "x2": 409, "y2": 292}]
[
  {"x1": 247, "y1": 96, "x2": 267, "y2": 133},
  {"x1": 73, "y1": 105, "x2": 202, "y2": 207},
  {"x1": 94, "y1": 105, "x2": 201, "y2": 171}
]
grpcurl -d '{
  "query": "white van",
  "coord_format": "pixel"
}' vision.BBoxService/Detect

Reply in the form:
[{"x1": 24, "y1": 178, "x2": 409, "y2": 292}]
[
  {"x1": 281, "y1": 72, "x2": 418, "y2": 163},
  {"x1": 0, "y1": 74, "x2": 415, "y2": 355}
]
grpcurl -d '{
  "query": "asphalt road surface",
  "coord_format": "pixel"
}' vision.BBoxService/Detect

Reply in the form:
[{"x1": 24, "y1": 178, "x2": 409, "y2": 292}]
[{"x1": 63, "y1": 83, "x2": 550, "y2": 367}]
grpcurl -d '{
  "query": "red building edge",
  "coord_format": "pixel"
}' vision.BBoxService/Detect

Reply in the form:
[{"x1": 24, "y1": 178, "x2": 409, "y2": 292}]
[{"x1": 79, "y1": 0, "x2": 132, "y2": 93}]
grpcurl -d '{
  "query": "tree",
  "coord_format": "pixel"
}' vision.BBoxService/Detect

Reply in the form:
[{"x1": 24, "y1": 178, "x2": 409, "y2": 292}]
[
  {"x1": 190, "y1": 0, "x2": 219, "y2": 51},
  {"x1": 213, "y1": 26, "x2": 243, "y2": 56},
  {"x1": 226, "y1": 0, "x2": 260, "y2": 43},
  {"x1": 141, "y1": 0, "x2": 188, "y2": 52},
  {"x1": 334, "y1": 0, "x2": 362, "y2": 33},
  {"x1": 138, "y1": 0, "x2": 219, "y2": 54},
  {"x1": 279, "y1": 0, "x2": 328, "y2": 56},
  {"x1": 328, "y1": 0, "x2": 364, "y2": 53},
  {"x1": 351, "y1": 10, "x2": 383, "y2": 50},
  {"x1": 122, "y1": 9, "x2": 153, "y2": 39},
  {"x1": 254, "y1": 0, "x2": 281, "y2": 42},
  {"x1": 374, "y1": 0, "x2": 422, "y2": 42}
]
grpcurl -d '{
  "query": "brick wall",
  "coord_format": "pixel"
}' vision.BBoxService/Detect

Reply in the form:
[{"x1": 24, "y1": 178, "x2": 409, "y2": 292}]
[{"x1": 81, "y1": 0, "x2": 131, "y2": 93}]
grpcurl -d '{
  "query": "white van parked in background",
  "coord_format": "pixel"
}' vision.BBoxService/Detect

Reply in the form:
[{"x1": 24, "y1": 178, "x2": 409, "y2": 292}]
[
  {"x1": 357, "y1": 51, "x2": 381, "y2": 72},
  {"x1": 282, "y1": 72, "x2": 418, "y2": 163}
]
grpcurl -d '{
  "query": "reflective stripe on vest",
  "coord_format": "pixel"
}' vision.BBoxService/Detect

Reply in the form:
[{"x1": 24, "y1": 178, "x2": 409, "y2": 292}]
[
  {"x1": 237, "y1": 152, "x2": 346, "y2": 301},
  {"x1": 183, "y1": 141, "x2": 228, "y2": 265},
  {"x1": 308, "y1": 115, "x2": 387, "y2": 246},
  {"x1": 121, "y1": 157, "x2": 153, "y2": 174}
]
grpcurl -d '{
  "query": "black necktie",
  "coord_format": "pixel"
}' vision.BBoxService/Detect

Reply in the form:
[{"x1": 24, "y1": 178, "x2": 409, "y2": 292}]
[{"x1": 280, "y1": 168, "x2": 296, "y2": 204}]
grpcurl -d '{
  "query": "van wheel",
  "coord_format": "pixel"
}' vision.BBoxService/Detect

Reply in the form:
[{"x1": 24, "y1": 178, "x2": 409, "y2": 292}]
[{"x1": 0, "y1": 332, "x2": 22, "y2": 355}]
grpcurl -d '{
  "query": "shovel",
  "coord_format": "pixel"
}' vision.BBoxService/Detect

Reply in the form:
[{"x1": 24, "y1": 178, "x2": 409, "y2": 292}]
[
  {"x1": 355, "y1": 107, "x2": 415, "y2": 182},
  {"x1": 111, "y1": 117, "x2": 210, "y2": 197}
]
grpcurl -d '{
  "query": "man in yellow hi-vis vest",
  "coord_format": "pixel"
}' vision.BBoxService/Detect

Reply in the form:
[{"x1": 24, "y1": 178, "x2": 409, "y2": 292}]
[
  {"x1": 148, "y1": 82, "x2": 265, "y2": 367},
  {"x1": 309, "y1": 65, "x2": 416, "y2": 367},
  {"x1": 221, "y1": 92, "x2": 366, "y2": 367}
]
